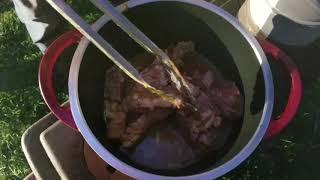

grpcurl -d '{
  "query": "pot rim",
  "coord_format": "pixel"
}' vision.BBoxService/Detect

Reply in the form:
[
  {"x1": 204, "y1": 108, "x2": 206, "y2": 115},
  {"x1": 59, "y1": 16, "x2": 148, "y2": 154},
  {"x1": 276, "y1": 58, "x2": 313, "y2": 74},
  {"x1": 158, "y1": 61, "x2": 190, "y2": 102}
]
[{"x1": 68, "y1": 0, "x2": 274, "y2": 179}]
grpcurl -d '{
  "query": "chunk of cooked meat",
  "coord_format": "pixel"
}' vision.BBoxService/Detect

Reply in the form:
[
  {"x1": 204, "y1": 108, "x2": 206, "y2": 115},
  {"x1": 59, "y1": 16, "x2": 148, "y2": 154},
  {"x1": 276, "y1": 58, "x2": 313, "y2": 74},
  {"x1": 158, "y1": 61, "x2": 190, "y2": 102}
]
[
  {"x1": 124, "y1": 59, "x2": 181, "y2": 112},
  {"x1": 104, "y1": 101, "x2": 127, "y2": 139},
  {"x1": 121, "y1": 109, "x2": 173, "y2": 148},
  {"x1": 124, "y1": 84, "x2": 173, "y2": 112},
  {"x1": 209, "y1": 81, "x2": 243, "y2": 119},
  {"x1": 104, "y1": 67, "x2": 126, "y2": 102},
  {"x1": 141, "y1": 59, "x2": 170, "y2": 88},
  {"x1": 174, "y1": 52, "x2": 242, "y2": 150},
  {"x1": 185, "y1": 59, "x2": 243, "y2": 120},
  {"x1": 176, "y1": 86, "x2": 227, "y2": 150}
]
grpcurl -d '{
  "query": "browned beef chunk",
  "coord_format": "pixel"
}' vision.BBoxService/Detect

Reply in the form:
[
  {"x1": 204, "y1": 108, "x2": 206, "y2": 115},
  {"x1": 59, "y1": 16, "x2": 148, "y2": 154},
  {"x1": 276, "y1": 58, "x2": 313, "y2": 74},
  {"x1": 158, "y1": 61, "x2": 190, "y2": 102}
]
[
  {"x1": 176, "y1": 87, "x2": 226, "y2": 150},
  {"x1": 121, "y1": 109, "x2": 173, "y2": 148},
  {"x1": 209, "y1": 81, "x2": 243, "y2": 119},
  {"x1": 104, "y1": 67, "x2": 127, "y2": 140},
  {"x1": 104, "y1": 67, "x2": 126, "y2": 102},
  {"x1": 141, "y1": 59, "x2": 170, "y2": 88},
  {"x1": 124, "y1": 59, "x2": 181, "y2": 112},
  {"x1": 174, "y1": 51, "x2": 242, "y2": 151},
  {"x1": 104, "y1": 101, "x2": 127, "y2": 139},
  {"x1": 124, "y1": 84, "x2": 173, "y2": 112},
  {"x1": 187, "y1": 65, "x2": 243, "y2": 120}
]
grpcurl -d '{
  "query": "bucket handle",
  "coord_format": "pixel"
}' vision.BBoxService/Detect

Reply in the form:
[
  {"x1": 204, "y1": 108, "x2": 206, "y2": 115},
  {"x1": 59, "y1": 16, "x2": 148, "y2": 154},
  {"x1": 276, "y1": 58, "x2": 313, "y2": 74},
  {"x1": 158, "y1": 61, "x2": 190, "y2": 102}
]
[
  {"x1": 258, "y1": 39, "x2": 302, "y2": 139},
  {"x1": 39, "y1": 30, "x2": 82, "y2": 130}
]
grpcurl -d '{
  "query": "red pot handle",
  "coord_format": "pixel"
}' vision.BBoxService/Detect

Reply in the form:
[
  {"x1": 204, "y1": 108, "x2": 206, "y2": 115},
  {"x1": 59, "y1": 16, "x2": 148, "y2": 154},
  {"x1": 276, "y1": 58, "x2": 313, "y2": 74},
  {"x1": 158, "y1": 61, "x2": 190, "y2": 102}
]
[
  {"x1": 39, "y1": 30, "x2": 82, "y2": 130},
  {"x1": 258, "y1": 39, "x2": 302, "y2": 139}
]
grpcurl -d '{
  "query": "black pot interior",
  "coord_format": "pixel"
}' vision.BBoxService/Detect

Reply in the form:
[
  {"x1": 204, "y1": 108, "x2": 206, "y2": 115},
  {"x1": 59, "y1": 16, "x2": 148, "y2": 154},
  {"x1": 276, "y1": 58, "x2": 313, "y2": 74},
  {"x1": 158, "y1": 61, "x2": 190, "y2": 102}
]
[{"x1": 78, "y1": 1, "x2": 265, "y2": 176}]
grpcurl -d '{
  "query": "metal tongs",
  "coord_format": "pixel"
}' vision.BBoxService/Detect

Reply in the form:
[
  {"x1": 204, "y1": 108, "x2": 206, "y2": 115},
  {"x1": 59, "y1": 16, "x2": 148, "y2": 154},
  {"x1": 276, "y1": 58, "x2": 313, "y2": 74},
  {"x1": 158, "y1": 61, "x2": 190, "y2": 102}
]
[{"x1": 47, "y1": 0, "x2": 198, "y2": 111}]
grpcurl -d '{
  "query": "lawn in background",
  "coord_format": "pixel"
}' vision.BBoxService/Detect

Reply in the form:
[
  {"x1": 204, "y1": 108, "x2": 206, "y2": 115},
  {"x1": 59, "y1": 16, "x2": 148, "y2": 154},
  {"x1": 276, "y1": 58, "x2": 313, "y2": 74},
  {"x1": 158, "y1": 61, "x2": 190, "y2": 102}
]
[
  {"x1": 0, "y1": 0, "x2": 320, "y2": 179},
  {"x1": 0, "y1": 0, "x2": 100, "y2": 179},
  {"x1": 0, "y1": 1, "x2": 47, "y2": 179}
]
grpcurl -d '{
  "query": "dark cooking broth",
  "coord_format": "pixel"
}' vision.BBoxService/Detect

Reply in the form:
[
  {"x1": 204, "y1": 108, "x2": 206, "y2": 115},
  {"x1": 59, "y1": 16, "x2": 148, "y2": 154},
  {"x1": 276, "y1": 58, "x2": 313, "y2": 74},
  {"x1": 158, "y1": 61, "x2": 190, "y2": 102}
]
[{"x1": 103, "y1": 42, "x2": 244, "y2": 173}]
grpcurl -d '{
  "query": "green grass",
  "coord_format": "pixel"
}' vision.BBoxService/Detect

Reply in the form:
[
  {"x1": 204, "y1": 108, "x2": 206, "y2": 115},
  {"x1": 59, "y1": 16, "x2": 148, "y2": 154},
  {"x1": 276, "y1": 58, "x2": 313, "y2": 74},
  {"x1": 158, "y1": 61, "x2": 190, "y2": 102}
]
[
  {"x1": 0, "y1": 0, "x2": 320, "y2": 179},
  {"x1": 225, "y1": 81, "x2": 320, "y2": 179},
  {"x1": 0, "y1": 2, "x2": 48, "y2": 179},
  {"x1": 0, "y1": 1, "x2": 100, "y2": 179}
]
